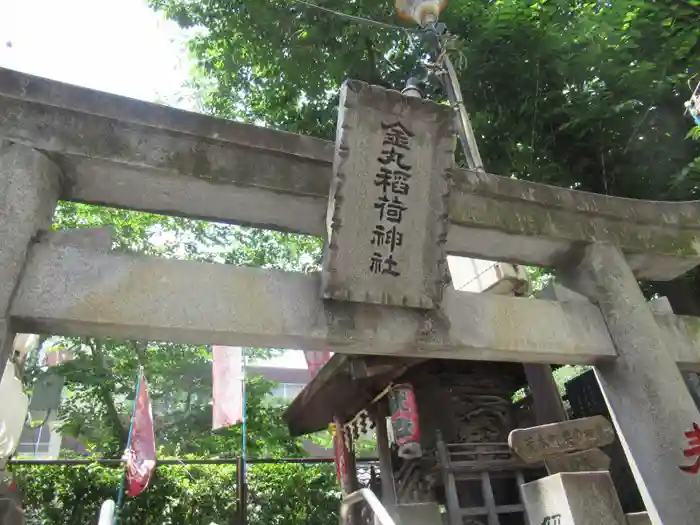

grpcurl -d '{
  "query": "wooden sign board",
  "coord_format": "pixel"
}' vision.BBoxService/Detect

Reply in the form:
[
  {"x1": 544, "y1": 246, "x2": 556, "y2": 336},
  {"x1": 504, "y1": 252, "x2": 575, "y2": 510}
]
[
  {"x1": 509, "y1": 415, "x2": 615, "y2": 463},
  {"x1": 322, "y1": 80, "x2": 455, "y2": 309}
]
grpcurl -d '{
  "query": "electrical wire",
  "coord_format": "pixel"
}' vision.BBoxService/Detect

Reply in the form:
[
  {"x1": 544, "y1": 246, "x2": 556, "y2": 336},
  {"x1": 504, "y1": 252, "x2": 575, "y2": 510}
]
[{"x1": 292, "y1": 0, "x2": 418, "y2": 33}]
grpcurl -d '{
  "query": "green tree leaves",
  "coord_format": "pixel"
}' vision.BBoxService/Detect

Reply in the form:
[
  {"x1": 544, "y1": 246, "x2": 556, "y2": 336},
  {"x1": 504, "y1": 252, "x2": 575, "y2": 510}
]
[
  {"x1": 14, "y1": 463, "x2": 338, "y2": 525},
  {"x1": 148, "y1": 0, "x2": 699, "y2": 196}
]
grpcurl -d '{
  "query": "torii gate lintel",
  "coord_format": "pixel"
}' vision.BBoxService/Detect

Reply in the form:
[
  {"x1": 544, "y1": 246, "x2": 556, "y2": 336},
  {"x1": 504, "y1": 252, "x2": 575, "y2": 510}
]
[{"x1": 3, "y1": 69, "x2": 700, "y2": 524}]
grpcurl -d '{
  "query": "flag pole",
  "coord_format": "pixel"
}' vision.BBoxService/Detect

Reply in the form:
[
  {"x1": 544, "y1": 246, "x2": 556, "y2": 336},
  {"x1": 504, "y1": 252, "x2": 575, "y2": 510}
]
[
  {"x1": 113, "y1": 367, "x2": 142, "y2": 525},
  {"x1": 237, "y1": 348, "x2": 248, "y2": 525}
]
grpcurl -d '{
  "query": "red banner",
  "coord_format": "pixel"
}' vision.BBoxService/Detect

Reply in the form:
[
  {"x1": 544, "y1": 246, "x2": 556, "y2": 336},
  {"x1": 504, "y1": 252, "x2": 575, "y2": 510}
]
[
  {"x1": 304, "y1": 350, "x2": 332, "y2": 379},
  {"x1": 389, "y1": 383, "x2": 422, "y2": 458},
  {"x1": 212, "y1": 346, "x2": 244, "y2": 430},
  {"x1": 331, "y1": 418, "x2": 352, "y2": 494},
  {"x1": 125, "y1": 374, "x2": 156, "y2": 497}
]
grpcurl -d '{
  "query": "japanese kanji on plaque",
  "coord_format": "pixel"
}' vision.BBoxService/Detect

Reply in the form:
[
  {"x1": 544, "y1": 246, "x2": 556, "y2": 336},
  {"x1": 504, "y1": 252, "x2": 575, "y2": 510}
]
[{"x1": 322, "y1": 79, "x2": 455, "y2": 309}]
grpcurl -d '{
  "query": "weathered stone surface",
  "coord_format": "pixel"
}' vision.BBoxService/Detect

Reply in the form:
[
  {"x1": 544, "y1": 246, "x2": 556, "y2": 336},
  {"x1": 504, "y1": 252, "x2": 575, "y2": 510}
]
[
  {"x1": 323, "y1": 80, "x2": 453, "y2": 308},
  {"x1": 0, "y1": 144, "x2": 61, "y2": 312},
  {"x1": 0, "y1": 68, "x2": 331, "y2": 236},
  {"x1": 10, "y1": 238, "x2": 618, "y2": 363},
  {"x1": 0, "y1": 142, "x2": 60, "y2": 377},
  {"x1": 562, "y1": 243, "x2": 700, "y2": 525},
  {"x1": 0, "y1": 320, "x2": 11, "y2": 387},
  {"x1": 509, "y1": 416, "x2": 615, "y2": 463},
  {"x1": 649, "y1": 297, "x2": 700, "y2": 407},
  {"x1": 449, "y1": 169, "x2": 700, "y2": 280},
  {"x1": 625, "y1": 512, "x2": 651, "y2": 525},
  {"x1": 37, "y1": 228, "x2": 114, "y2": 251},
  {"x1": 545, "y1": 448, "x2": 611, "y2": 474},
  {"x1": 651, "y1": 309, "x2": 700, "y2": 373},
  {"x1": 4, "y1": 67, "x2": 700, "y2": 280},
  {"x1": 10, "y1": 237, "x2": 700, "y2": 369},
  {"x1": 543, "y1": 284, "x2": 700, "y2": 374},
  {"x1": 60, "y1": 156, "x2": 328, "y2": 237},
  {"x1": 521, "y1": 472, "x2": 626, "y2": 525}
]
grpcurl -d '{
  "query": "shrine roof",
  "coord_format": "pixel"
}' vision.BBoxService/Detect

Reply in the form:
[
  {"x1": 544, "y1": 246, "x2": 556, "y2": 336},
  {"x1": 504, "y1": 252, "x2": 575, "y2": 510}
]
[
  {"x1": 283, "y1": 354, "x2": 528, "y2": 437},
  {"x1": 283, "y1": 354, "x2": 423, "y2": 437}
]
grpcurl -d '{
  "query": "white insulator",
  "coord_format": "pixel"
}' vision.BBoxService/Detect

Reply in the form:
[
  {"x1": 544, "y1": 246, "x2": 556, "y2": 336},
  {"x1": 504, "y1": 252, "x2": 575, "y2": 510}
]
[
  {"x1": 98, "y1": 500, "x2": 116, "y2": 525},
  {"x1": 394, "y1": 0, "x2": 448, "y2": 26}
]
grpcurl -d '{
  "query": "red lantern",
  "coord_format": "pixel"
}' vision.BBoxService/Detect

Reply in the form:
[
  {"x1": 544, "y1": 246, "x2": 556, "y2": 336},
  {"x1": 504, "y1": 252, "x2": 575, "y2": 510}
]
[{"x1": 389, "y1": 383, "x2": 422, "y2": 458}]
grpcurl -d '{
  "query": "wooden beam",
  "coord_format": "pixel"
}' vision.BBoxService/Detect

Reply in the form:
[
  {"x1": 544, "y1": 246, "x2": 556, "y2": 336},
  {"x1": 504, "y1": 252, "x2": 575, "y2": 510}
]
[
  {"x1": 10, "y1": 235, "x2": 618, "y2": 364},
  {"x1": 2, "y1": 68, "x2": 700, "y2": 279}
]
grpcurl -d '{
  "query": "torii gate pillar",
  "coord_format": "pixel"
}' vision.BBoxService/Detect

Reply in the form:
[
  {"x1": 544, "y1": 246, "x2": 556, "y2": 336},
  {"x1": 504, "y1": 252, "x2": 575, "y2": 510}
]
[
  {"x1": 563, "y1": 243, "x2": 700, "y2": 524},
  {"x1": 0, "y1": 142, "x2": 60, "y2": 375}
]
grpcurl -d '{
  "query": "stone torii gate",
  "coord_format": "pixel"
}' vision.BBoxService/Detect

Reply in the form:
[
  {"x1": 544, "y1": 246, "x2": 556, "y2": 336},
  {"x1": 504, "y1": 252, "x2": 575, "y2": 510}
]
[{"x1": 2, "y1": 67, "x2": 700, "y2": 523}]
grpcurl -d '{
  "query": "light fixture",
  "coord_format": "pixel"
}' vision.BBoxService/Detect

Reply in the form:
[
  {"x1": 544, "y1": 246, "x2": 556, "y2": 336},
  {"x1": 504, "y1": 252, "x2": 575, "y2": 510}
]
[{"x1": 394, "y1": 0, "x2": 448, "y2": 26}]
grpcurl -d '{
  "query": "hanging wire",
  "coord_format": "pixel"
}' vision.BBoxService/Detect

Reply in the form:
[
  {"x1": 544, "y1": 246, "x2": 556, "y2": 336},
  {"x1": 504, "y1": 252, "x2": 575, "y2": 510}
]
[
  {"x1": 288, "y1": 1, "x2": 484, "y2": 170},
  {"x1": 292, "y1": 0, "x2": 419, "y2": 33}
]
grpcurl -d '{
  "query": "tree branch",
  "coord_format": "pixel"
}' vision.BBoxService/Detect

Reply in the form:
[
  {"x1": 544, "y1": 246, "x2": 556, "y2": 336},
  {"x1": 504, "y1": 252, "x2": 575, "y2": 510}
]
[{"x1": 87, "y1": 338, "x2": 128, "y2": 446}]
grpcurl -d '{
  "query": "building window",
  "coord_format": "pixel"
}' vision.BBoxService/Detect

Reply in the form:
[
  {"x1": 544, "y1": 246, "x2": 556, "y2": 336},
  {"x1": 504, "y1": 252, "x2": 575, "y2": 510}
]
[
  {"x1": 16, "y1": 423, "x2": 61, "y2": 459},
  {"x1": 270, "y1": 383, "x2": 305, "y2": 401}
]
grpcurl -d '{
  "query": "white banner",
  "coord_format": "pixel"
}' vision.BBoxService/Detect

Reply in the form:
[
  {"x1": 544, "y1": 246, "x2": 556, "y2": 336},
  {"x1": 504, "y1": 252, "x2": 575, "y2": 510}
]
[{"x1": 212, "y1": 346, "x2": 243, "y2": 430}]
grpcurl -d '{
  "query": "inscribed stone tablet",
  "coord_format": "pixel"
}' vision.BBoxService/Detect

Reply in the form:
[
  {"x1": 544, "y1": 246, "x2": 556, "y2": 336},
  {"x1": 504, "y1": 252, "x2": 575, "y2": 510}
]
[
  {"x1": 508, "y1": 416, "x2": 615, "y2": 463},
  {"x1": 545, "y1": 448, "x2": 611, "y2": 474},
  {"x1": 322, "y1": 79, "x2": 455, "y2": 309},
  {"x1": 521, "y1": 472, "x2": 626, "y2": 525}
]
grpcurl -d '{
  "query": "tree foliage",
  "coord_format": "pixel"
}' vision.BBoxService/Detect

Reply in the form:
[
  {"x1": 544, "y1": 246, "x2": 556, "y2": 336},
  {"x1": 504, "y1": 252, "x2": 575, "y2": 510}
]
[
  {"x1": 149, "y1": 0, "x2": 700, "y2": 306},
  {"x1": 52, "y1": 202, "x2": 322, "y2": 269},
  {"x1": 30, "y1": 337, "x2": 302, "y2": 458},
  {"x1": 150, "y1": 0, "x2": 699, "y2": 192}
]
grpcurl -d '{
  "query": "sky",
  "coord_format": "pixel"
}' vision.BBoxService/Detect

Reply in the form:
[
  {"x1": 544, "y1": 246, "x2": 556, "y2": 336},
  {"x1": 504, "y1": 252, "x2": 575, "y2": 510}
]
[
  {"x1": 0, "y1": 0, "x2": 194, "y2": 108},
  {"x1": 0, "y1": 0, "x2": 310, "y2": 369}
]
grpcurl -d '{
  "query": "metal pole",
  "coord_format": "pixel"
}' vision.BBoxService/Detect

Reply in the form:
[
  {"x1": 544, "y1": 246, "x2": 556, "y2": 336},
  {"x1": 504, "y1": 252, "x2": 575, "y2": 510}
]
[
  {"x1": 441, "y1": 54, "x2": 484, "y2": 171},
  {"x1": 419, "y1": 21, "x2": 485, "y2": 172},
  {"x1": 239, "y1": 350, "x2": 248, "y2": 525},
  {"x1": 236, "y1": 456, "x2": 248, "y2": 525}
]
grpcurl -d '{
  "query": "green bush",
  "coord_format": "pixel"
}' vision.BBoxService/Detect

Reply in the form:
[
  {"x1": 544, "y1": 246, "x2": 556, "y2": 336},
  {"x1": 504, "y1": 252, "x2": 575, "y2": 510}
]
[{"x1": 13, "y1": 462, "x2": 339, "y2": 525}]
